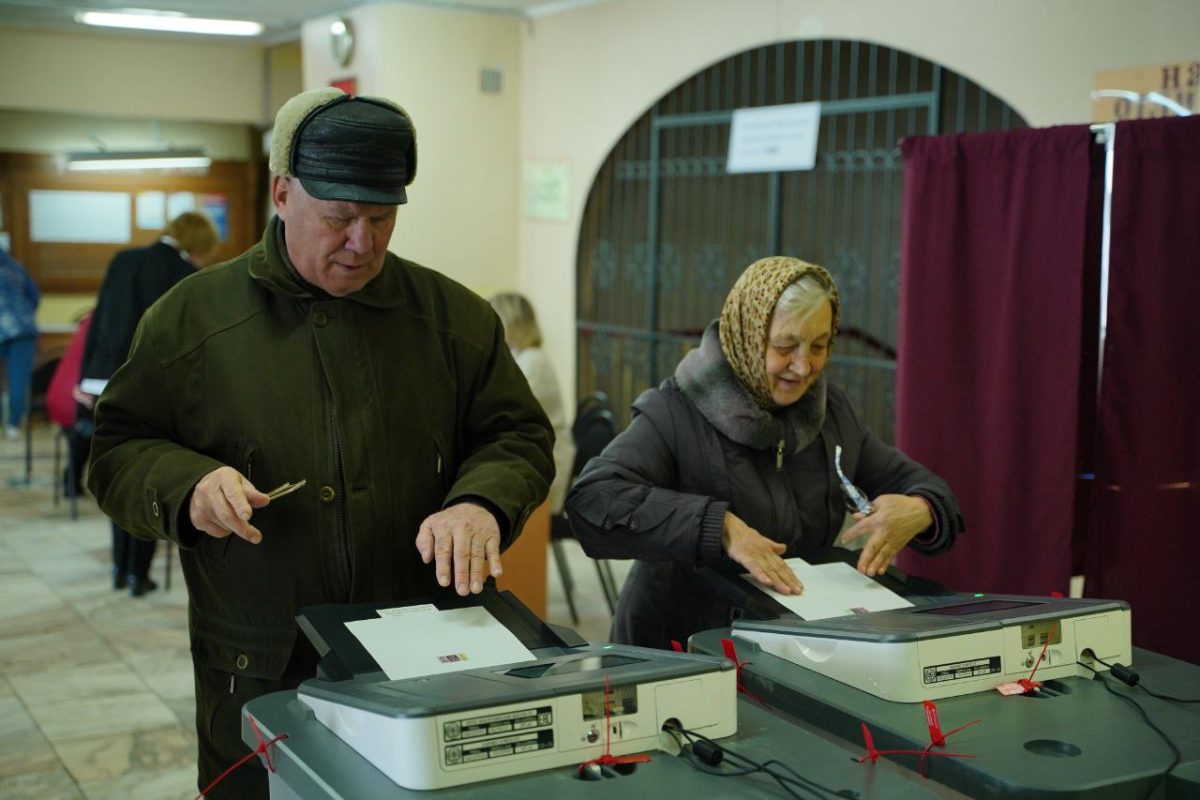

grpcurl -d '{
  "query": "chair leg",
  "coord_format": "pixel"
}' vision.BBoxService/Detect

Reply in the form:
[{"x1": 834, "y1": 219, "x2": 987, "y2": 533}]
[
  {"x1": 549, "y1": 539, "x2": 580, "y2": 625},
  {"x1": 594, "y1": 559, "x2": 620, "y2": 615}
]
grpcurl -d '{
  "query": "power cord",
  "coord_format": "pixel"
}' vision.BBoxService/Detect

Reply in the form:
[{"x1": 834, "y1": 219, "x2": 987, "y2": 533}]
[
  {"x1": 1087, "y1": 654, "x2": 1200, "y2": 703},
  {"x1": 662, "y1": 722, "x2": 859, "y2": 799},
  {"x1": 1076, "y1": 660, "x2": 1181, "y2": 800}
]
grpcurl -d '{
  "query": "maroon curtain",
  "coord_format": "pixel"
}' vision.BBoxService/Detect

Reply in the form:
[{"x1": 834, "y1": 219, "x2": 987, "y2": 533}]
[
  {"x1": 1087, "y1": 116, "x2": 1200, "y2": 665},
  {"x1": 895, "y1": 127, "x2": 1095, "y2": 595}
]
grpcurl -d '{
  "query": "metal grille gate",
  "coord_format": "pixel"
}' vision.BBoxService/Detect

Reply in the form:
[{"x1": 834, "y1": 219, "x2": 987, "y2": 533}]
[{"x1": 576, "y1": 40, "x2": 1026, "y2": 441}]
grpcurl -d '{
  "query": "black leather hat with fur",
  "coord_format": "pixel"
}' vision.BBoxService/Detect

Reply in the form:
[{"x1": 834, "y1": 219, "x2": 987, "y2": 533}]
[{"x1": 269, "y1": 87, "x2": 417, "y2": 205}]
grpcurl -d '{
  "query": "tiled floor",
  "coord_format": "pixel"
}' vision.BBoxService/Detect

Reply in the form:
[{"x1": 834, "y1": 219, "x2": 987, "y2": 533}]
[{"x1": 0, "y1": 423, "x2": 626, "y2": 799}]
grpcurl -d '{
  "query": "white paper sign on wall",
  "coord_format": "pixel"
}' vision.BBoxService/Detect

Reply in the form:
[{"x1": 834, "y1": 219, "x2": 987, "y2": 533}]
[
  {"x1": 524, "y1": 160, "x2": 570, "y2": 222},
  {"x1": 726, "y1": 102, "x2": 822, "y2": 174}
]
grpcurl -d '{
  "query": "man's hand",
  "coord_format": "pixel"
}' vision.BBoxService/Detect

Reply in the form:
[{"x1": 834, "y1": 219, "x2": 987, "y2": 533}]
[
  {"x1": 838, "y1": 494, "x2": 933, "y2": 577},
  {"x1": 722, "y1": 512, "x2": 803, "y2": 595},
  {"x1": 188, "y1": 466, "x2": 270, "y2": 543},
  {"x1": 72, "y1": 385, "x2": 96, "y2": 410},
  {"x1": 416, "y1": 503, "x2": 502, "y2": 596}
]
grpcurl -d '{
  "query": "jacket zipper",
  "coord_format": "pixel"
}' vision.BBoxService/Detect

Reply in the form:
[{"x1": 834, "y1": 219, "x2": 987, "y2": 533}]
[{"x1": 776, "y1": 438, "x2": 785, "y2": 472}]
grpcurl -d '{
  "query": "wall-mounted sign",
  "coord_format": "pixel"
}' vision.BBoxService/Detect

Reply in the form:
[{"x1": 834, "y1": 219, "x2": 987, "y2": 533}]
[
  {"x1": 30, "y1": 190, "x2": 131, "y2": 243},
  {"x1": 200, "y1": 194, "x2": 229, "y2": 241},
  {"x1": 331, "y1": 77, "x2": 357, "y2": 96},
  {"x1": 136, "y1": 191, "x2": 166, "y2": 230},
  {"x1": 167, "y1": 191, "x2": 196, "y2": 220},
  {"x1": 1093, "y1": 60, "x2": 1198, "y2": 121},
  {"x1": 726, "y1": 102, "x2": 821, "y2": 174},
  {"x1": 524, "y1": 160, "x2": 570, "y2": 222}
]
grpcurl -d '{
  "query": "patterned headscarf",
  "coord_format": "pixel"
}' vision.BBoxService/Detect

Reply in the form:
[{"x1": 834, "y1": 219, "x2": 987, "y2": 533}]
[{"x1": 718, "y1": 256, "x2": 841, "y2": 409}]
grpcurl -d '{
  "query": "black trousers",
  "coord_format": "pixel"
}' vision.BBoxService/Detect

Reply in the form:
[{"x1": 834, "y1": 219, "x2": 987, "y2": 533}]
[
  {"x1": 111, "y1": 523, "x2": 155, "y2": 580},
  {"x1": 64, "y1": 422, "x2": 91, "y2": 496},
  {"x1": 194, "y1": 648, "x2": 319, "y2": 800}
]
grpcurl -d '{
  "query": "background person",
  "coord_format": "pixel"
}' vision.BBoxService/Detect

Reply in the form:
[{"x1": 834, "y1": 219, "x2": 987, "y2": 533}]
[
  {"x1": 567, "y1": 256, "x2": 964, "y2": 650},
  {"x1": 489, "y1": 291, "x2": 574, "y2": 514},
  {"x1": 0, "y1": 247, "x2": 40, "y2": 440},
  {"x1": 80, "y1": 211, "x2": 219, "y2": 596},
  {"x1": 87, "y1": 87, "x2": 553, "y2": 800}
]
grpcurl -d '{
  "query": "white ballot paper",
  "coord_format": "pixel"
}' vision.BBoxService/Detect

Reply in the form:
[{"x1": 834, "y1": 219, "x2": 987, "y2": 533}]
[
  {"x1": 747, "y1": 558, "x2": 913, "y2": 620},
  {"x1": 345, "y1": 604, "x2": 537, "y2": 681},
  {"x1": 79, "y1": 378, "x2": 109, "y2": 396}
]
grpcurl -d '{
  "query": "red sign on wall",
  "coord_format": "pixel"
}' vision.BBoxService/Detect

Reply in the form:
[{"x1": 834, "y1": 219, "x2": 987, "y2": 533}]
[{"x1": 330, "y1": 77, "x2": 357, "y2": 97}]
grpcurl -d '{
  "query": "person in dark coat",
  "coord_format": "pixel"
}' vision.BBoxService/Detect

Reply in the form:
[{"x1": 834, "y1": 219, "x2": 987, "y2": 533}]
[
  {"x1": 566, "y1": 257, "x2": 964, "y2": 650},
  {"x1": 87, "y1": 88, "x2": 554, "y2": 800},
  {"x1": 80, "y1": 211, "x2": 218, "y2": 596}
]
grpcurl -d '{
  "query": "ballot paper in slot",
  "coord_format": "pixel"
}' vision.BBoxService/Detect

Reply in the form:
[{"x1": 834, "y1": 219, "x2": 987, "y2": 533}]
[
  {"x1": 744, "y1": 557, "x2": 913, "y2": 620},
  {"x1": 344, "y1": 604, "x2": 537, "y2": 680}
]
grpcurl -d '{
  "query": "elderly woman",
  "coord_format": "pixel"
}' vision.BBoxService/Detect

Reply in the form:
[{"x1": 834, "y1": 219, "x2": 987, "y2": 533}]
[{"x1": 566, "y1": 257, "x2": 963, "y2": 650}]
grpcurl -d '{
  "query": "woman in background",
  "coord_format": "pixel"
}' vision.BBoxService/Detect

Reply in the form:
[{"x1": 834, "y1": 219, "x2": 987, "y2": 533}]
[
  {"x1": 82, "y1": 211, "x2": 218, "y2": 596},
  {"x1": 567, "y1": 257, "x2": 964, "y2": 650},
  {"x1": 489, "y1": 292, "x2": 575, "y2": 515}
]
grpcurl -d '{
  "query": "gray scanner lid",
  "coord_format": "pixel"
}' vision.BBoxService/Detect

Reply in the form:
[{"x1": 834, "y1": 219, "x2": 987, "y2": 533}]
[
  {"x1": 734, "y1": 594, "x2": 1129, "y2": 643},
  {"x1": 298, "y1": 642, "x2": 733, "y2": 719}
]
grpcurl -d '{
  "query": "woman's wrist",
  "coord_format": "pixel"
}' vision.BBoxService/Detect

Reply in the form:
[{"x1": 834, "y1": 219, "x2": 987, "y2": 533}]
[{"x1": 907, "y1": 493, "x2": 938, "y2": 544}]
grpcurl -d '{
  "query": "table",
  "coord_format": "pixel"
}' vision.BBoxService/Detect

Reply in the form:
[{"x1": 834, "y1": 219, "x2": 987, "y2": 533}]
[
  {"x1": 243, "y1": 689, "x2": 968, "y2": 799},
  {"x1": 691, "y1": 629, "x2": 1200, "y2": 799}
]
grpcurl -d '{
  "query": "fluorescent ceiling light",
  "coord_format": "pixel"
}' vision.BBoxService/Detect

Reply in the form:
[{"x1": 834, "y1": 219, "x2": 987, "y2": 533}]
[
  {"x1": 75, "y1": 10, "x2": 263, "y2": 37},
  {"x1": 67, "y1": 150, "x2": 212, "y2": 172}
]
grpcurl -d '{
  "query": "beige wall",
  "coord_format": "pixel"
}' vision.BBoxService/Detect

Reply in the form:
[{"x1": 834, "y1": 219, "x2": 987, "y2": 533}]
[
  {"x1": 301, "y1": 3, "x2": 522, "y2": 296},
  {"x1": 0, "y1": 109, "x2": 254, "y2": 160},
  {"x1": 0, "y1": 27, "x2": 266, "y2": 124},
  {"x1": 518, "y1": 0, "x2": 1200, "y2": 411},
  {"x1": 267, "y1": 42, "x2": 304, "y2": 123}
]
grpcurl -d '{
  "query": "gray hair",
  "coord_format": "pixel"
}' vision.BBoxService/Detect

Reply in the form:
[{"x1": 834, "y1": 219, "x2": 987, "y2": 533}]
[{"x1": 773, "y1": 273, "x2": 837, "y2": 332}]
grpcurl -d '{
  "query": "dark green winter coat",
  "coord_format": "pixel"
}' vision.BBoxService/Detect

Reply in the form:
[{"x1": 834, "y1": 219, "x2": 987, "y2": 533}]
[{"x1": 88, "y1": 217, "x2": 554, "y2": 680}]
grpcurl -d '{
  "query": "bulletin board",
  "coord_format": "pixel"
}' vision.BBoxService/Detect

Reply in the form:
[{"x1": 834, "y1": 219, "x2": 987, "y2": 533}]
[{"x1": 0, "y1": 152, "x2": 263, "y2": 292}]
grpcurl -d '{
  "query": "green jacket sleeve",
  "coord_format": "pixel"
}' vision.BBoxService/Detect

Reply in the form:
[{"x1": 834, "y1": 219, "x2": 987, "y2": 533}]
[
  {"x1": 442, "y1": 312, "x2": 555, "y2": 548},
  {"x1": 87, "y1": 308, "x2": 219, "y2": 547}
]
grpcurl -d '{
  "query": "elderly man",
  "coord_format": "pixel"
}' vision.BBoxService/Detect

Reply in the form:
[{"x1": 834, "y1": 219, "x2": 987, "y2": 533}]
[{"x1": 87, "y1": 88, "x2": 554, "y2": 799}]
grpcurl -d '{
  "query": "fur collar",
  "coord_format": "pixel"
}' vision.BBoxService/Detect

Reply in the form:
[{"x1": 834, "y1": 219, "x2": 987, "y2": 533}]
[{"x1": 675, "y1": 321, "x2": 826, "y2": 452}]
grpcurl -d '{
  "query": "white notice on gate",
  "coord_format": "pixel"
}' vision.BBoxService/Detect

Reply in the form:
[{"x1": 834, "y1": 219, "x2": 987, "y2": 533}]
[{"x1": 726, "y1": 102, "x2": 821, "y2": 174}]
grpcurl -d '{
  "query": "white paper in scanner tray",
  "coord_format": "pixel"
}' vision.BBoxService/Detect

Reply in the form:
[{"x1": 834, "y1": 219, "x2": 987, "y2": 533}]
[
  {"x1": 345, "y1": 604, "x2": 537, "y2": 681},
  {"x1": 746, "y1": 558, "x2": 913, "y2": 620}
]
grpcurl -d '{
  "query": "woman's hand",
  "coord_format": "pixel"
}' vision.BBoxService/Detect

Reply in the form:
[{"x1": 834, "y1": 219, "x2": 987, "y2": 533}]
[
  {"x1": 838, "y1": 494, "x2": 933, "y2": 577},
  {"x1": 722, "y1": 512, "x2": 803, "y2": 595}
]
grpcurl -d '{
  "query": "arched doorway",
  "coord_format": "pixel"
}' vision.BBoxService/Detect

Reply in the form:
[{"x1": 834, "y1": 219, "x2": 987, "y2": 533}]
[{"x1": 576, "y1": 39, "x2": 1026, "y2": 440}]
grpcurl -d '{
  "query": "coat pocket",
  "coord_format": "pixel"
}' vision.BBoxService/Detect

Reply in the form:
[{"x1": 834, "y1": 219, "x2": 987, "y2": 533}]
[{"x1": 191, "y1": 612, "x2": 297, "y2": 682}]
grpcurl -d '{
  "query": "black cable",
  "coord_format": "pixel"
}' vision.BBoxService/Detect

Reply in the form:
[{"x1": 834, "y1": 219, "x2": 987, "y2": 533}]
[
  {"x1": 1090, "y1": 655, "x2": 1200, "y2": 703},
  {"x1": 664, "y1": 722, "x2": 856, "y2": 799},
  {"x1": 1076, "y1": 661, "x2": 1181, "y2": 800}
]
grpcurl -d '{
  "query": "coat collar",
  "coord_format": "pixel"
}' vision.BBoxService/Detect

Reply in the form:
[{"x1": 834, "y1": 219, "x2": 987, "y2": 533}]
[
  {"x1": 675, "y1": 320, "x2": 826, "y2": 452},
  {"x1": 247, "y1": 215, "x2": 407, "y2": 308}
]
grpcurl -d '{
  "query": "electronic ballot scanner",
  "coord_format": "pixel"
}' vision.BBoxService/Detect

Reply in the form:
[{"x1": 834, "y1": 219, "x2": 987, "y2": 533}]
[
  {"x1": 290, "y1": 590, "x2": 737, "y2": 790},
  {"x1": 705, "y1": 553, "x2": 1132, "y2": 702},
  {"x1": 734, "y1": 593, "x2": 1132, "y2": 702}
]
